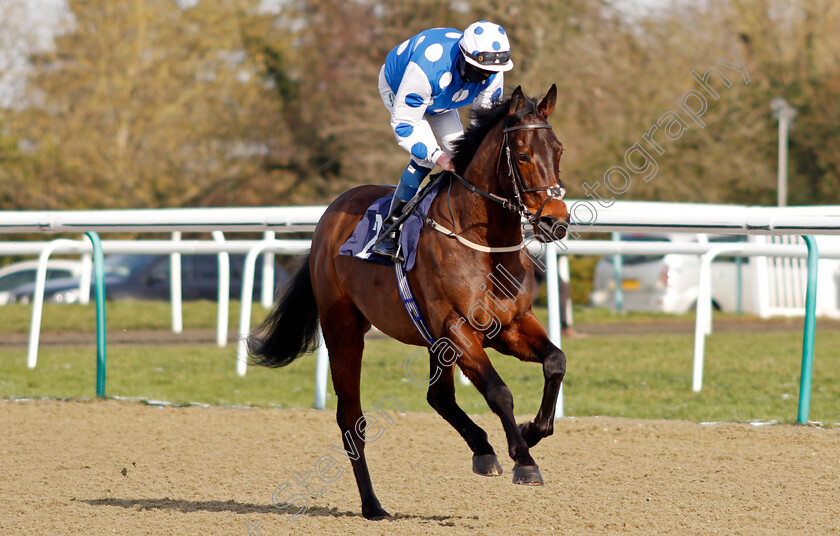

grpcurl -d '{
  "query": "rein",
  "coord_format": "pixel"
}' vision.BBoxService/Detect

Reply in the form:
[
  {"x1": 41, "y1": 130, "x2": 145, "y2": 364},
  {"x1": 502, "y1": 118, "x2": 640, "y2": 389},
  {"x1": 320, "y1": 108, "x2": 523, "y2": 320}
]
[{"x1": 426, "y1": 119, "x2": 566, "y2": 253}]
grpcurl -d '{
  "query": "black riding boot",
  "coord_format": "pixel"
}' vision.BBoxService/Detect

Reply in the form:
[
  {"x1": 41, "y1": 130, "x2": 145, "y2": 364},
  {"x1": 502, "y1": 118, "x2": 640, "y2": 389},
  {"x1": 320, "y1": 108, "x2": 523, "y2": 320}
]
[{"x1": 372, "y1": 196, "x2": 408, "y2": 261}]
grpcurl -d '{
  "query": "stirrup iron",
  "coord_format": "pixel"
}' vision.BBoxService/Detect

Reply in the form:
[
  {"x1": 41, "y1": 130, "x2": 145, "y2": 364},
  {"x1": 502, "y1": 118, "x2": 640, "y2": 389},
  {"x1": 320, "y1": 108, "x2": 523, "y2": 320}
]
[{"x1": 372, "y1": 197, "x2": 408, "y2": 261}]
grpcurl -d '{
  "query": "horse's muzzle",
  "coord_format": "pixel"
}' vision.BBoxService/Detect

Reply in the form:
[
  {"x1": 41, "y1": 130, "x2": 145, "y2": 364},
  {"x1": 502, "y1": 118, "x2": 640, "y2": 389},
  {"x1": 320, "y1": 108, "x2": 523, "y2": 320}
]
[
  {"x1": 533, "y1": 216, "x2": 569, "y2": 243},
  {"x1": 532, "y1": 199, "x2": 570, "y2": 243}
]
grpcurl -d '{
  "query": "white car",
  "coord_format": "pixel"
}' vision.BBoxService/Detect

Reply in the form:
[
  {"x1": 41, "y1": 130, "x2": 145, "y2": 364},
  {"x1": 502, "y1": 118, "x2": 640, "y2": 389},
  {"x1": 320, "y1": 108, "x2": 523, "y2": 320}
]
[
  {"x1": 589, "y1": 233, "x2": 754, "y2": 314},
  {"x1": 0, "y1": 259, "x2": 85, "y2": 305}
]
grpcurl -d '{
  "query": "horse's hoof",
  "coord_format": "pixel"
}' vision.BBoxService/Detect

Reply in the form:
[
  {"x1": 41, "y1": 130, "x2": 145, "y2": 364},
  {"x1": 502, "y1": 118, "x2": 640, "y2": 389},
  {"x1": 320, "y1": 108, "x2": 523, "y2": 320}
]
[
  {"x1": 472, "y1": 454, "x2": 503, "y2": 476},
  {"x1": 512, "y1": 464, "x2": 544, "y2": 486},
  {"x1": 363, "y1": 507, "x2": 393, "y2": 521}
]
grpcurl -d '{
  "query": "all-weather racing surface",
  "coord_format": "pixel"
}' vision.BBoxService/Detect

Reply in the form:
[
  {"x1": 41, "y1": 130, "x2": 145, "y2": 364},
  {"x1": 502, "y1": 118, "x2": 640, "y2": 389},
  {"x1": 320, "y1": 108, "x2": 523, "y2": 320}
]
[{"x1": 2, "y1": 398, "x2": 838, "y2": 535}]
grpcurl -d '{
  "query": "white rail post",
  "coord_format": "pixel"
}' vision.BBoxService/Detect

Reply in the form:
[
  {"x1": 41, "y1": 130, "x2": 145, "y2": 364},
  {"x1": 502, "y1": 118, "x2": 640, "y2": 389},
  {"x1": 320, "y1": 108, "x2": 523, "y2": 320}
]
[
  {"x1": 28, "y1": 239, "x2": 82, "y2": 368},
  {"x1": 692, "y1": 244, "x2": 742, "y2": 392},
  {"x1": 612, "y1": 232, "x2": 624, "y2": 312},
  {"x1": 262, "y1": 231, "x2": 276, "y2": 308},
  {"x1": 236, "y1": 241, "x2": 277, "y2": 376},
  {"x1": 234, "y1": 240, "x2": 313, "y2": 375},
  {"x1": 236, "y1": 247, "x2": 259, "y2": 376},
  {"x1": 558, "y1": 254, "x2": 573, "y2": 326},
  {"x1": 170, "y1": 232, "x2": 183, "y2": 334},
  {"x1": 212, "y1": 231, "x2": 230, "y2": 347},
  {"x1": 78, "y1": 251, "x2": 93, "y2": 305},
  {"x1": 753, "y1": 235, "x2": 771, "y2": 318},
  {"x1": 546, "y1": 243, "x2": 564, "y2": 418}
]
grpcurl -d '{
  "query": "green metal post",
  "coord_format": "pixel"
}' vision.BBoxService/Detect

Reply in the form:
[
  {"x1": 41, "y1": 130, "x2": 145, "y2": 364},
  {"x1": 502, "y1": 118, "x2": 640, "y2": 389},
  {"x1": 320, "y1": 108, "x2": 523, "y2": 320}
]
[
  {"x1": 797, "y1": 235, "x2": 818, "y2": 424},
  {"x1": 85, "y1": 232, "x2": 107, "y2": 398}
]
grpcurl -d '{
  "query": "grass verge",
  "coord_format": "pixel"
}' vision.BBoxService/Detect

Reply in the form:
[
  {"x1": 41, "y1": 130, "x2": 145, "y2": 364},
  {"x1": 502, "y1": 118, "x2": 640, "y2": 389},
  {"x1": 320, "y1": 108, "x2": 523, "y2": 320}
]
[{"x1": 2, "y1": 310, "x2": 838, "y2": 425}]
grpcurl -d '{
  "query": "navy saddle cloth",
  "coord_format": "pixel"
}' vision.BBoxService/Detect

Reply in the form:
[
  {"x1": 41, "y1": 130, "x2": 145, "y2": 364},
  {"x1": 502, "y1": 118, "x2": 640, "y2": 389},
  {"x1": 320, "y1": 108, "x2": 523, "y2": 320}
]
[{"x1": 338, "y1": 181, "x2": 443, "y2": 272}]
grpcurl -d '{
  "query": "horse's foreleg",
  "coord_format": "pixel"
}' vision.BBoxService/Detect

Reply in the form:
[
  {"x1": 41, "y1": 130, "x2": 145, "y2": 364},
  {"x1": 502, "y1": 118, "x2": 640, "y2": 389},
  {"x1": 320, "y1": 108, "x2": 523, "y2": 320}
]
[
  {"x1": 322, "y1": 302, "x2": 390, "y2": 520},
  {"x1": 457, "y1": 347, "x2": 543, "y2": 485},
  {"x1": 426, "y1": 351, "x2": 502, "y2": 476},
  {"x1": 495, "y1": 312, "x2": 566, "y2": 448},
  {"x1": 518, "y1": 341, "x2": 565, "y2": 448}
]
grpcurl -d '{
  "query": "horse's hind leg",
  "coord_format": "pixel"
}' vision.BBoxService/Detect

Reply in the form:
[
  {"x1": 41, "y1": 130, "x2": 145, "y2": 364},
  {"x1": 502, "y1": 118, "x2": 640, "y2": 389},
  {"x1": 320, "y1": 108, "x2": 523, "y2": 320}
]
[
  {"x1": 322, "y1": 300, "x2": 390, "y2": 520},
  {"x1": 426, "y1": 351, "x2": 502, "y2": 476}
]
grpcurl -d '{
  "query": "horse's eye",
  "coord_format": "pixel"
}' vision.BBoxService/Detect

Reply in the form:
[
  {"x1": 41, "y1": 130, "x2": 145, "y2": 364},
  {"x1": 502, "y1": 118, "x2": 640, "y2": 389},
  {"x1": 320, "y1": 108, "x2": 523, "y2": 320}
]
[{"x1": 517, "y1": 153, "x2": 530, "y2": 163}]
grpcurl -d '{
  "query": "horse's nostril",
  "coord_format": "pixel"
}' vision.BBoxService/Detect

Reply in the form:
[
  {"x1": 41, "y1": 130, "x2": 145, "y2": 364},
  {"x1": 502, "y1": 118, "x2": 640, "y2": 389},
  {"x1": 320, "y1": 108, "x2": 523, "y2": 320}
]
[{"x1": 537, "y1": 216, "x2": 567, "y2": 241}]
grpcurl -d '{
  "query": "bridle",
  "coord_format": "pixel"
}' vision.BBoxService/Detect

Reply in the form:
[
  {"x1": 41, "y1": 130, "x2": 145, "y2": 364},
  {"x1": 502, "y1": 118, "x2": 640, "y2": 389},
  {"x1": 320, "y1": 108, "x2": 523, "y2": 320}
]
[
  {"x1": 449, "y1": 119, "x2": 566, "y2": 228},
  {"x1": 500, "y1": 122, "x2": 567, "y2": 223},
  {"x1": 424, "y1": 113, "x2": 567, "y2": 254}
]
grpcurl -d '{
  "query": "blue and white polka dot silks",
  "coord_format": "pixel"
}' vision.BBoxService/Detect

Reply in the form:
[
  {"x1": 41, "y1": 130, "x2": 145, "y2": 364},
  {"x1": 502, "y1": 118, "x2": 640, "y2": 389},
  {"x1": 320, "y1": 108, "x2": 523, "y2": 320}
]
[{"x1": 383, "y1": 27, "x2": 504, "y2": 168}]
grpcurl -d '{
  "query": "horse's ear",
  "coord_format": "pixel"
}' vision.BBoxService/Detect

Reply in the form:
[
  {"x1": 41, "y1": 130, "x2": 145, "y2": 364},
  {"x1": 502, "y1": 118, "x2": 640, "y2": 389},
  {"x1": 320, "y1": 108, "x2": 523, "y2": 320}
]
[
  {"x1": 538, "y1": 84, "x2": 558, "y2": 117},
  {"x1": 508, "y1": 86, "x2": 526, "y2": 116}
]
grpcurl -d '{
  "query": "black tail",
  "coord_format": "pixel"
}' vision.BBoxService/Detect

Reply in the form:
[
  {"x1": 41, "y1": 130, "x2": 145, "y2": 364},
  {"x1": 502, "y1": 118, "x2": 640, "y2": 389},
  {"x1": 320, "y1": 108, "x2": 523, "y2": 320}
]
[{"x1": 247, "y1": 254, "x2": 320, "y2": 368}]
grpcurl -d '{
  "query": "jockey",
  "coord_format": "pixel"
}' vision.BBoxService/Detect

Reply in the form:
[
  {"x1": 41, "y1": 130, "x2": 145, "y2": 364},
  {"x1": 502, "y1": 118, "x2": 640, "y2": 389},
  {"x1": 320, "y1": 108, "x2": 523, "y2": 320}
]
[{"x1": 372, "y1": 21, "x2": 514, "y2": 260}]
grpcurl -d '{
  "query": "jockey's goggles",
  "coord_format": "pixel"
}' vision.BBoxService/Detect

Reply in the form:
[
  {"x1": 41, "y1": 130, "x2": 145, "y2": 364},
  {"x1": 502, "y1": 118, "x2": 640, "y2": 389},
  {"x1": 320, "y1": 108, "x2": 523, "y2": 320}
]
[{"x1": 462, "y1": 49, "x2": 511, "y2": 67}]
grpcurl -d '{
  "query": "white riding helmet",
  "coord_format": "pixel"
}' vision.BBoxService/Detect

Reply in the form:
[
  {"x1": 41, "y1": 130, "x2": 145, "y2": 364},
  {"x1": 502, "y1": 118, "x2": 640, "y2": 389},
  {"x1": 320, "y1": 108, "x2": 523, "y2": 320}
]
[{"x1": 459, "y1": 21, "x2": 514, "y2": 73}]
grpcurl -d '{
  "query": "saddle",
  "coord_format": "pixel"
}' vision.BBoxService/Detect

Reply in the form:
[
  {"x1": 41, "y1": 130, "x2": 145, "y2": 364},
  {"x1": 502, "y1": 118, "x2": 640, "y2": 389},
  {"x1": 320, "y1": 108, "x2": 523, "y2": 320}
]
[{"x1": 338, "y1": 174, "x2": 445, "y2": 271}]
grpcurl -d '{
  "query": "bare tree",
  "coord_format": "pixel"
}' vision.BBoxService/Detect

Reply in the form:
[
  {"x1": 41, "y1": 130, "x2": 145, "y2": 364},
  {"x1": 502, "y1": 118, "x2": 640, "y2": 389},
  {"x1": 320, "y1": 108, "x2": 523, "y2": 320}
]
[{"x1": 3, "y1": 0, "x2": 838, "y2": 211}]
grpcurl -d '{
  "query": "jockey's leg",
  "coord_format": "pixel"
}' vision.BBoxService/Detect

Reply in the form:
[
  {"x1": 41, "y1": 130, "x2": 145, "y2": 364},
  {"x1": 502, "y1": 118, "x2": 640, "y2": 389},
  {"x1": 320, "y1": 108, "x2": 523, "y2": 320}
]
[{"x1": 372, "y1": 160, "x2": 431, "y2": 260}]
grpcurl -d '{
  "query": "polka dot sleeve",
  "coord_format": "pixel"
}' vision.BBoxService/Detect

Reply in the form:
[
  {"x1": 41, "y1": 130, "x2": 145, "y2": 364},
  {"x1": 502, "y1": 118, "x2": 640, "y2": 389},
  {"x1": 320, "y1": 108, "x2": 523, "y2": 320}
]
[
  {"x1": 473, "y1": 72, "x2": 505, "y2": 114},
  {"x1": 388, "y1": 62, "x2": 443, "y2": 167}
]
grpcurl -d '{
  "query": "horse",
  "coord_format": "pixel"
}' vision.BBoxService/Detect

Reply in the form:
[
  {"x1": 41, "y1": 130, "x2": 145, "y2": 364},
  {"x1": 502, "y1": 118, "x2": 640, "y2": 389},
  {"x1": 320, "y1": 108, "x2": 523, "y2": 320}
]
[{"x1": 248, "y1": 84, "x2": 570, "y2": 520}]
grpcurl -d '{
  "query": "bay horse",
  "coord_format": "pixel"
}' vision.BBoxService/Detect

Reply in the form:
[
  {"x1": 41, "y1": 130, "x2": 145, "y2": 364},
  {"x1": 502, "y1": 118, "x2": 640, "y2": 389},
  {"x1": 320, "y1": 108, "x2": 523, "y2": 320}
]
[{"x1": 248, "y1": 84, "x2": 570, "y2": 520}]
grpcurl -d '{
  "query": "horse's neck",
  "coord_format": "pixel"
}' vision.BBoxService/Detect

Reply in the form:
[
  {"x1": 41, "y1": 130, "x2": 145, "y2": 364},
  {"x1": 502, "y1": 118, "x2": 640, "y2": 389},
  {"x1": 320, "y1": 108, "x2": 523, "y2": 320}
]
[{"x1": 447, "y1": 130, "x2": 523, "y2": 245}]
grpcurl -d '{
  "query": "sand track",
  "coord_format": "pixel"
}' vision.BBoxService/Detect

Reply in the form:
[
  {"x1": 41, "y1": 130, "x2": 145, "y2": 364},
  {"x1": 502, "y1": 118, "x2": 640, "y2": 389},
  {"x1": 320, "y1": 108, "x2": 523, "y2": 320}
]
[{"x1": 1, "y1": 399, "x2": 838, "y2": 535}]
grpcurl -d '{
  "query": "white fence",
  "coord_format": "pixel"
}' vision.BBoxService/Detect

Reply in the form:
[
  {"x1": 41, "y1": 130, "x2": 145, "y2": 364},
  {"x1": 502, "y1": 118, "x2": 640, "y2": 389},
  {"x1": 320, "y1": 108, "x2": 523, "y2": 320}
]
[
  {"x1": 1, "y1": 237, "x2": 310, "y2": 369},
  {"x1": 3, "y1": 200, "x2": 840, "y2": 421}
]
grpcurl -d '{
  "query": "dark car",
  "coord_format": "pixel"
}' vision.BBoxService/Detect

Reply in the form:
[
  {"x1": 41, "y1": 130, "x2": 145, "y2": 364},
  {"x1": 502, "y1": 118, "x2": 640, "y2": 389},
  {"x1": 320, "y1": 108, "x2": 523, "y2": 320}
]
[{"x1": 9, "y1": 253, "x2": 289, "y2": 304}]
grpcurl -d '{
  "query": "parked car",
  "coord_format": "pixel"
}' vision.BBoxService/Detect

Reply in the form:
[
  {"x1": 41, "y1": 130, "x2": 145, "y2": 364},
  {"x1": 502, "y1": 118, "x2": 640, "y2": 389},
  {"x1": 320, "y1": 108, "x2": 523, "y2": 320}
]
[
  {"x1": 8, "y1": 254, "x2": 290, "y2": 305},
  {"x1": 589, "y1": 233, "x2": 753, "y2": 314},
  {"x1": 0, "y1": 259, "x2": 85, "y2": 305}
]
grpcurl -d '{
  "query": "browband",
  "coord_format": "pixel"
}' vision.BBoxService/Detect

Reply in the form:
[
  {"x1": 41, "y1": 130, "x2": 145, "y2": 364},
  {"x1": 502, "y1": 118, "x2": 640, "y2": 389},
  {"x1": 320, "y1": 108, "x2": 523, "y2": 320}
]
[{"x1": 503, "y1": 123, "x2": 553, "y2": 133}]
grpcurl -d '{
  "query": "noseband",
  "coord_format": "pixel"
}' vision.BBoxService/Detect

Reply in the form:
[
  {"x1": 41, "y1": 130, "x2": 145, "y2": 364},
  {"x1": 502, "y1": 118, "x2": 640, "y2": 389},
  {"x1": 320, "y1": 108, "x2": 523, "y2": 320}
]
[{"x1": 449, "y1": 120, "x2": 566, "y2": 227}]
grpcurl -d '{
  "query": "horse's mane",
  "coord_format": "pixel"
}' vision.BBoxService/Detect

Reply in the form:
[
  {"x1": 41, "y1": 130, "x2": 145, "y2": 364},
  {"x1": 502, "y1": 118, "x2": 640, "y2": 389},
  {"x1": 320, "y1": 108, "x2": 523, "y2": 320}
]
[{"x1": 451, "y1": 93, "x2": 540, "y2": 175}]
